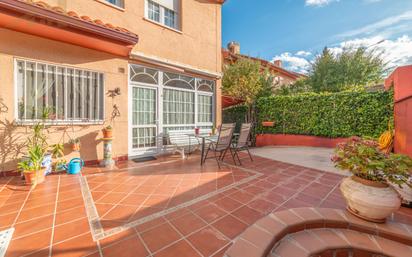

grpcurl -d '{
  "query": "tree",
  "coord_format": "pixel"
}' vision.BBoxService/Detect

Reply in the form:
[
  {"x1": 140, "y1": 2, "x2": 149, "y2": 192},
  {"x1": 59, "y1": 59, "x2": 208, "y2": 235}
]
[
  {"x1": 222, "y1": 58, "x2": 269, "y2": 122},
  {"x1": 307, "y1": 47, "x2": 386, "y2": 93}
]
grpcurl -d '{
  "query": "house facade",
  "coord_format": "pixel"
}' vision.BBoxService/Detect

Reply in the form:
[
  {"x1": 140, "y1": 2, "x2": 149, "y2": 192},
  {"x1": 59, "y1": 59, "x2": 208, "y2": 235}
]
[
  {"x1": 0, "y1": 0, "x2": 224, "y2": 172},
  {"x1": 222, "y1": 41, "x2": 304, "y2": 89}
]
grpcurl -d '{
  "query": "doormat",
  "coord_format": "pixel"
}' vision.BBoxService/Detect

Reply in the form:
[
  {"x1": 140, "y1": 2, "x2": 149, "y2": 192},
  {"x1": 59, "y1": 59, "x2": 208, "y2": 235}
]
[
  {"x1": 0, "y1": 228, "x2": 14, "y2": 257},
  {"x1": 132, "y1": 156, "x2": 157, "y2": 163}
]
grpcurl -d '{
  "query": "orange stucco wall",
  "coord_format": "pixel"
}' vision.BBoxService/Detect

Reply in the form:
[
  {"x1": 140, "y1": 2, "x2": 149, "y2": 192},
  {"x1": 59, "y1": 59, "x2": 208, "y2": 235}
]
[
  {"x1": 0, "y1": 29, "x2": 130, "y2": 171},
  {"x1": 0, "y1": 0, "x2": 223, "y2": 172}
]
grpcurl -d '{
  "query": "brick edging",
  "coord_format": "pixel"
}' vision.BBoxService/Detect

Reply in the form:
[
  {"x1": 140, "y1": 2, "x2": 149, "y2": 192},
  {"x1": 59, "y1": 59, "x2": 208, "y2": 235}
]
[{"x1": 224, "y1": 207, "x2": 412, "y2": 257}]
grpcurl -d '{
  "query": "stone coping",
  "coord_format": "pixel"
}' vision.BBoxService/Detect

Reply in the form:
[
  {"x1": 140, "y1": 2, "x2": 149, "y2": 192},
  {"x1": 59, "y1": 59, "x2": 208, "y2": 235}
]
[{"x1": 224, "y1": 208, "x2": 412, "y2": 257}]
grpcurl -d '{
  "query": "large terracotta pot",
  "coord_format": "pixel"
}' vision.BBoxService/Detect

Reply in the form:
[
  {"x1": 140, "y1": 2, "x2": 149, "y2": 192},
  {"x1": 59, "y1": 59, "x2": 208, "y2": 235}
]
[
  {"x1": 23, "y1": 168, "x2": 46, "y2": 186},
  {"x1": 102, "y1": 128, "x2": 113, "y2": 138},
  {"x1": 340, "y1": 176, "x2": 401, "y2": 223}
]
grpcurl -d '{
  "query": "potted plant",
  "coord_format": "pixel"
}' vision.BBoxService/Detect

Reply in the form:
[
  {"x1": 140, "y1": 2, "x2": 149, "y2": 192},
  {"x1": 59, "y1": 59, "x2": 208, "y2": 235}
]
[
  {"x1": 18, "y1": 144, "x2": 46, "y2": 186},
  {"x1": 332, "y1": 137, "x2": 412, "y2": 223},
  {"x1": 69, "y1": 138, "x2": 81, "y2": 151},
  {"x1": 262, "y1": 121, "x2": 275, "y2": 127},
  {"x1": 51, "y1": 143, "x2": 65, "y2": 172},
  {"x1": 102, "y1": 125, "x2": 113, "y2": 138}
]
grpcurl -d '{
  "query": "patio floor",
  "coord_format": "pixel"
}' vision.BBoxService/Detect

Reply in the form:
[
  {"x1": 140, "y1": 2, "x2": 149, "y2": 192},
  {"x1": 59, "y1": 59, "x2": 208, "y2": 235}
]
[{"x1": 1, "y1": 152, "x2": 411, "y2": 257}]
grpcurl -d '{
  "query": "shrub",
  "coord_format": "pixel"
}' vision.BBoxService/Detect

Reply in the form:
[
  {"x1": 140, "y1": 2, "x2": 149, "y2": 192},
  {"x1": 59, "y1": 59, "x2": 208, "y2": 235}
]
[
  {"x1": 254, "y1": 90, "x2": 393, "y2": 138},
  {"x1": 332, "y1": 137, "x2": 412, "y2": 187}
]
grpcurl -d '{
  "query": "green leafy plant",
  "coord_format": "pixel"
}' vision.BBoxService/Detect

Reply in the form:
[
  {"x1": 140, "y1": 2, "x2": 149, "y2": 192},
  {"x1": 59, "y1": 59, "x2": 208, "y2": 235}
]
[
  {"x1": 18, "y1": 144, "x2": 46, "y2": 173},
  {"x1": 251, "y1": 90, "x2": 393, "y2": 138},
  {"x1": 50, "y1": 143, "x2": 64, "y2": 159},
  {"x1": 104, "y1": 125, "x2": 112, "y2": 130},
  {"x1": 332, "y1": 137, "x2": 412, "y2": 188}
]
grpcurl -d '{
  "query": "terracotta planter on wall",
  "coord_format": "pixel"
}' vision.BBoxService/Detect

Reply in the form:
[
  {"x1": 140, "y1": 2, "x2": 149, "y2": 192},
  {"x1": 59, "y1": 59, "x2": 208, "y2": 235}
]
[
  {"x1": 340, "y1": 176, "x2": 401, "y2": 223},
  {"x1": 262, "y1": 121, "x2": 275, "y2": 127}
]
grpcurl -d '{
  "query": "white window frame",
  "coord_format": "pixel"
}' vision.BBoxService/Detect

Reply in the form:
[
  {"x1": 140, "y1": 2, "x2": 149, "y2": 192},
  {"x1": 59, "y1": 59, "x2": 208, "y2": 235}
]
[
  {"x1": 104, "y1": 0, "x2": 124, "y2": 9},
  {"x1": 145, "y1": 0, "x2": 180, "y2": 31},
  {"x1": 128, "y1": 64, "x2": 216, "y2": 155},
  {"x1": 14, "y1": 59, "x2": 105, "y2": 125}
]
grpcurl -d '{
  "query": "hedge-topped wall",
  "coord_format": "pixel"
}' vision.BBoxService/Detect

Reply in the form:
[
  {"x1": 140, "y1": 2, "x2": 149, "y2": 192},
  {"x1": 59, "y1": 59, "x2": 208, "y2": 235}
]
[{"x1": 223, "y1": 91, "x2": 393, "y2": 138}]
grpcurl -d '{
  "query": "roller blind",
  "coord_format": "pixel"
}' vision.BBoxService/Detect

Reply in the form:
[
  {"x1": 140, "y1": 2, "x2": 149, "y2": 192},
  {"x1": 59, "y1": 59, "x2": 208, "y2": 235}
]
[{"x1": 153, "y1": 0, "x2": 179, "y2": 11}]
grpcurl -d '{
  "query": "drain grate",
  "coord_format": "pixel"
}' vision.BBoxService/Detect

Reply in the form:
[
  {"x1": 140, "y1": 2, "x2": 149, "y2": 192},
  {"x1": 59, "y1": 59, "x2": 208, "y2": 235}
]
[{"x1": 0, "y1": 228, "x2": 14, "y2": 257}]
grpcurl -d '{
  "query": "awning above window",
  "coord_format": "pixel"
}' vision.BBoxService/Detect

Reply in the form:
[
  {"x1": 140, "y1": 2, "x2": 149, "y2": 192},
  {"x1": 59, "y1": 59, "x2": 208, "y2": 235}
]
[{"x1": 0, "y1": 0, "x2": 139, "y2": 57}]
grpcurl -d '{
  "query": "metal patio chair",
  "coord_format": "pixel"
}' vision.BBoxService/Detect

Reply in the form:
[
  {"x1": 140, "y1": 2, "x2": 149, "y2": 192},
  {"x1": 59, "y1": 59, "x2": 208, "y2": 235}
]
[
  {"x1": 231, "y1": 123, "x2": 254, "y2": 165},
  {"x1": 203, "y1": 123, "x2": 236, "y2": 168}
]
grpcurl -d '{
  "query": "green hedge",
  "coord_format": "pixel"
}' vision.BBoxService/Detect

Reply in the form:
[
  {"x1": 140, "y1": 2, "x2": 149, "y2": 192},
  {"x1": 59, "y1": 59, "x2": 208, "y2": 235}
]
[
  {"x1": 224, "y1": 91, "x2": 393, "y2": 138},
  {"x1": 222, "y1": 105, "x2": 248, "y2": 132},
  {"x1": 257, "y1": 91, "x2": 393, "y2": 138}
]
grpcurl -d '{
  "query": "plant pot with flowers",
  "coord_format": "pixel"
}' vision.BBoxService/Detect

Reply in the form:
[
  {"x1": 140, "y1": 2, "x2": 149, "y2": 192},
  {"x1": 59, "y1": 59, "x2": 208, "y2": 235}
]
[
  {"x1": 18, "y1": 145, "x2": 46, "y2": 187},
  {"x1": 332, "y1": 137, "x2": 412, "y2": 223},
  {"x1": 69, "y1": 138, "x2": 81, "y2": 152},
  {"x1": 102, "y1": 125, "x2": 113, "y2": 139}
]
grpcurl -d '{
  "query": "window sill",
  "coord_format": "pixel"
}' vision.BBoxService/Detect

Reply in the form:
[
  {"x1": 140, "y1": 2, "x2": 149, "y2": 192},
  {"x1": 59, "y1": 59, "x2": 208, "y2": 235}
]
[
  {"x1": 94, "y1": 0, "x2": 125, "y2": 12},
  {"x1": 15, "y1": 120, "x2": 105, "y2": 126},
  {"x1": 143, "y1": 17, "x2": 182, "y2": 34}
]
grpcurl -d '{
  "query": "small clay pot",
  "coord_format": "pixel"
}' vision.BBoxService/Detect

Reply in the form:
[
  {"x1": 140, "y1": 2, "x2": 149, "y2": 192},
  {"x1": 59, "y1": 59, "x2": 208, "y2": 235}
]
[{"x1": 102, "y1": 128, "x2": 113, "y2": 138}]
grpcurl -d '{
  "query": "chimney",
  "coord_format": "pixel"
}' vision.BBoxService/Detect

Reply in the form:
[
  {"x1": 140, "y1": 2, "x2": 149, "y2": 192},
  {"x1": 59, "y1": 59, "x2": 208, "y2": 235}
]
[
  {"x1": 227, "y1": 41, "x2": 240, "y2": 55},
  {"x1": 274, "y1": 60, "x2": 282, "y2": 68}
]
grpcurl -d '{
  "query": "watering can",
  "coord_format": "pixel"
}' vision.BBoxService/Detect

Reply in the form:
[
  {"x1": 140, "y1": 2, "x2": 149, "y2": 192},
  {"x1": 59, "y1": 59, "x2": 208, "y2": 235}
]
[{"x1": 65, "y1": 158, "x2": 84, "y2": 175}]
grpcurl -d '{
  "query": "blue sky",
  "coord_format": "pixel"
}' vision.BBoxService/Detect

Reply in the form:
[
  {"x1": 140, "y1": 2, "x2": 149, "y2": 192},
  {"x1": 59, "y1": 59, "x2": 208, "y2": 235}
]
[{"x1": 222, "y1": 0, "x2": 412, "y2": 73}]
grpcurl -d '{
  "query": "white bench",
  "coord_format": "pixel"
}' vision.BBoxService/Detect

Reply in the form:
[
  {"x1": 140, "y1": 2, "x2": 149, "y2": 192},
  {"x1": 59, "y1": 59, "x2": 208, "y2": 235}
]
[{"x1": 168, "y1": 130, "x2": 202, "y2": 159}]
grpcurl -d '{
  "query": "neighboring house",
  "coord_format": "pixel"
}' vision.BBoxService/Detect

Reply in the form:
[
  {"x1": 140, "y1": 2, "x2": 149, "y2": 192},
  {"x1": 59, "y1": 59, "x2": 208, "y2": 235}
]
[
  {"x1": 0, "y1": 0, "x2": 224, "y2": 171},
  {"x1": 222, "y1": 41, "x2": 304, "y2": 89}
]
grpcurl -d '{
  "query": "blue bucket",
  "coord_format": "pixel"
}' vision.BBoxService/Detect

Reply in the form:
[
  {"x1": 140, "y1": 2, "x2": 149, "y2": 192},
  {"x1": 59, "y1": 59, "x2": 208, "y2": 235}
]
[{"x1": 65, "y1": 158, "x2": 84, "y2": 175}]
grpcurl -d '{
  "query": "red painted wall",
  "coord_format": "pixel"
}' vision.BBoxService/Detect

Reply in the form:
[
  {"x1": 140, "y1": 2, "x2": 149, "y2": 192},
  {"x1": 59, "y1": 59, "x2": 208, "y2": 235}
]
[
  {"x1": 256, "y1": 134, "x2": 349, "y2": 148},
  {"x1": 385, "y1": 65, "x2": 412, "y2": 158}
]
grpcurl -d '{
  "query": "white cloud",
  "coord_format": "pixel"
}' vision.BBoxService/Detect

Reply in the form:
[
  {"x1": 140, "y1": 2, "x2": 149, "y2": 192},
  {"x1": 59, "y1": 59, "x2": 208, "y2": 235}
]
[
  {"x1": 272, "y1": 35, "x2": 412, "y2": 74},
  {"x1": 271, "y1": 52, "x2": 311, "y2": 74},
  {"x1": 338, "y1": 11, "x2": 412, "y2": 39},
  {"x1": 296, "y1": 51, "x2": 312, "y2": 57},
  {"x1": 305, "y1": 0, "x2": 336, "y2": 7}
]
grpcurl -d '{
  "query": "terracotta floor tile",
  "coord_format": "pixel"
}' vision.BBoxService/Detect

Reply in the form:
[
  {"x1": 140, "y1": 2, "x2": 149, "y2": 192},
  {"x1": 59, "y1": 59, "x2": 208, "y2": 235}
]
[
  {"x1": 135, "y1": 217, "x2": 167, "y2": 233},
  {"x1": 102, "y1": 235, "x2": 149, "y2": 257},
  {"x1": 154, "y1": 239, "x2": 201, "y2": 257},
  {"x1": 141, "y1": 222, "x2": 182, "y2": 253},
  {"x1": 193, "y1": 203, "x2": 227, "y2": 223},
  {"x1": 0, "y1": 202, "x2": 25, "y2": 216},
  {"x1": 17, "y1": 203, "x2": 55, "y2": 223},
  {"x1": 247, "y1": 198, "x2": 277, "y2": 215},
  {"x1": 56, "y1": 197, "x2": 84, "y2": 213},
  {"x1": 99, "y1": 228, "x2": 137, "y2": 248},
  {"x1": 13, "y1": 214, "x2": 54, "y2": 239},
  {"x1": 51, "y1": 233, "x2": 98, "y2": 257},
  {"x1": 96, "y1": 192, "x2": 128, "y2": 204},
  {"x1": 0, "y1": 212, "x2": 18, "y2": 230},
  {"x1": 170, "y1": 212, "x2": 207, "y2": 236},
  {"x1": 231, "y1": 205, "x2": 263, "y2": 225},
  {"x1": 227, "y1": 190, "x2": 255, "y2": 205},
  {"x1": 214, "y1": 197, "x2": 243, "y2": 212},
  {"x1": 55, "y1": 206, "x2": 87, "y2": 225},
  {"x1": 119, "y1": 193, "x2": 148, "y2": 206},
  {"x1": 212, "y1": 215, "x2": 248, "y2": 239},
  {"x1": 102, "y1": 205, "x2": 138, "y2": 221},
  {"x1": 5, "y1": 228, "x2": 52, "y2": 257},
  {"x1": 187, "y1": 226, "x2": 229, "y2": 256},
  {"x1": 53, "y1": 218, "x2": 90, "y2": 244}
]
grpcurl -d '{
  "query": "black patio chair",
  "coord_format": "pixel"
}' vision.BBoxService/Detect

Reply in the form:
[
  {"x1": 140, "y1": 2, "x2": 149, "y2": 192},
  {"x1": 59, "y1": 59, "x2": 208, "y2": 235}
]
[
  {"x1": 203, "y1": 123, "x2": 236, "y2": 168},
  {"x1": 231, "y1": 123, "x2": 254, "y2": 165}
]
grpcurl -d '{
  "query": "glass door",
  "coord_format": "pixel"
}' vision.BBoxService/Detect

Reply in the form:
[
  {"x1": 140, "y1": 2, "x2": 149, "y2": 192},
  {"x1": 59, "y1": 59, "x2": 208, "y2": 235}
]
[{"x1": 131, "y1": 86, "x2": 158, "y2": 155}]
